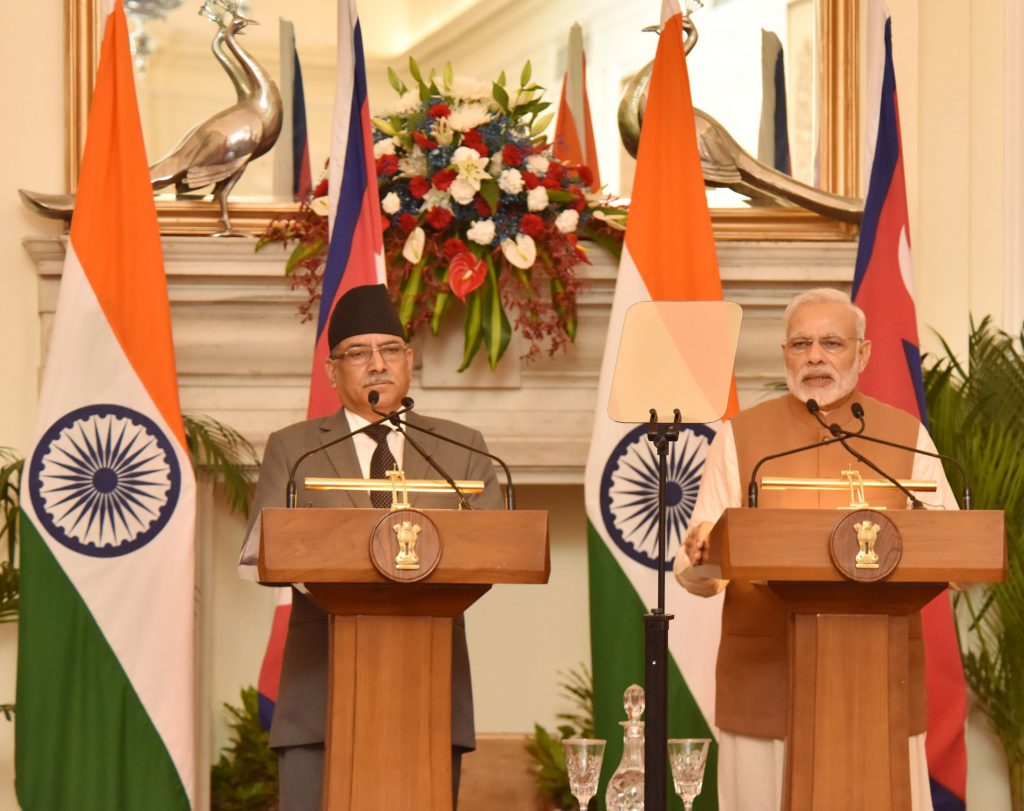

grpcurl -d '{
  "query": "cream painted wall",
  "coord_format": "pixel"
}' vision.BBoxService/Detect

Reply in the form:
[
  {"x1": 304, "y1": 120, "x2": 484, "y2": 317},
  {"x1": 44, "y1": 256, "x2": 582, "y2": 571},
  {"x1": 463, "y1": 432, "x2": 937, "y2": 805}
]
[{"x1": 1, "y1": 1, "x2": 1019, "y2": 809}]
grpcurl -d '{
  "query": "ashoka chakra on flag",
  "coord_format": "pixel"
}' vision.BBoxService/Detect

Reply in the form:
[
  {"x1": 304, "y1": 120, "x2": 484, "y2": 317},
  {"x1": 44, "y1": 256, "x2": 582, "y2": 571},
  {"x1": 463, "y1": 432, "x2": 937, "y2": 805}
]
[{"x1": 29, "y1": 403, "x2": 181, "y2": 558}]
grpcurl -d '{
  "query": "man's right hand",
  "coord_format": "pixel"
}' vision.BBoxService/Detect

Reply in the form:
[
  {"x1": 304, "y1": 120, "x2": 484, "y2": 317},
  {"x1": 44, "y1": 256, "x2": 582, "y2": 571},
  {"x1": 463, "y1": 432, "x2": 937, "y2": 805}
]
[{"x1": 684, "y1": 521, "x2": 713, "y2": 565}]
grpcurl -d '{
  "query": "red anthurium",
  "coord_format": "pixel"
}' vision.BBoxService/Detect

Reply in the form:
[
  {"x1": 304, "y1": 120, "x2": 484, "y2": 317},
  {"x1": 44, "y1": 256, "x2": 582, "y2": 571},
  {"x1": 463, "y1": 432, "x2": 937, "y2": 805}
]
[{"x1": 448, "y1": 251, "x2": 487, "y2": 302}]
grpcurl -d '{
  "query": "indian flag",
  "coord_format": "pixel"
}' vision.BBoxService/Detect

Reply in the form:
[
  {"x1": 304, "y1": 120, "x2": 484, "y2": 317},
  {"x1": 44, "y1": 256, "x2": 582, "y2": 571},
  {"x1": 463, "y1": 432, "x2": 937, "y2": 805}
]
[
  {"x1": 583, "y1": 0, "x2": 738, "y2": 802},
  {"x1": 16, "y1": 4, "x2": 195, "y2": 808}
]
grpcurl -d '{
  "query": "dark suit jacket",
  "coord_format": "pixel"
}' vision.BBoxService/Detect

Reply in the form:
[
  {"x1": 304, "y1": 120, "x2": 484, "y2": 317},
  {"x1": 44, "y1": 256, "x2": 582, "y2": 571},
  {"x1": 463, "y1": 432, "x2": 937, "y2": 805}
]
[{"x1": 247, "y1": 408, "x2": 503, "y2": 751}]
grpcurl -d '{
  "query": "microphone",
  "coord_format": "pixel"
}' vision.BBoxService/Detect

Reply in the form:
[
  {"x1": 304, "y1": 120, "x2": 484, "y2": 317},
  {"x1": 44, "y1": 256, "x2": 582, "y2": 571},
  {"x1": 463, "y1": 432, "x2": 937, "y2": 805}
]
[
  {"x1": 747, "y1": 433, "x2": 848, "y2": 507},
  {"x1": 369, "y1": 393, "x2": 472, "y2": 510},
  {"x1": 284, "y1": 396, "x2": 415, "y2": 508},
  {"x1": 388, "y1": 409, "x2": 515, "y2": 511},
  {"x1": 835, "y1": 402, "x2": 972, "y2": 510},
  {"x1": 805, "y1": 400, "x2": 925, "y2": 509}
]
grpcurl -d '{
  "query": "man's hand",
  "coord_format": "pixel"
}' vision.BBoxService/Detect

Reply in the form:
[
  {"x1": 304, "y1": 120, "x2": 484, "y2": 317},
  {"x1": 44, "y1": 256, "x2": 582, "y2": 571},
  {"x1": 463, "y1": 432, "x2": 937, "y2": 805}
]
[{"x1": 684, "y1": 521, "x2": 714, "y2": 565}]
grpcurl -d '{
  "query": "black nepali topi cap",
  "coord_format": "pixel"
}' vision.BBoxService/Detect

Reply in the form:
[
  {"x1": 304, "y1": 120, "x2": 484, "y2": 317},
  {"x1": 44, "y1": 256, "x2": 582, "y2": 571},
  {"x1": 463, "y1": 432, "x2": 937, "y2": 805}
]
[{"x1": 327, "y1": 284, "x2": 406, "y2": 350}]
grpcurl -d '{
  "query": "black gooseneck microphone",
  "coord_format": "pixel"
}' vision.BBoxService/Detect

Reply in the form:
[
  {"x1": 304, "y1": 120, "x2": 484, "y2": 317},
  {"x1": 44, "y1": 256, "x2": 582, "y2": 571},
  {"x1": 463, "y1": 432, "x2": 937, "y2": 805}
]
[
  {"x1": 284, "y1": 396, "x2": 416, "y2": 508},
  {"x1": 384, "y1": 407, "x2": 515, "y2": 511},
  {"x1": 746, "y1": 433, "x2": 848, "y2": 507},
  {"x1": 368, "y1": 392, "x2": 472, "y2": 510},
  {"x1": 805, "y1": 399, "x2": 925, "y2": 509},
  {"x1": 833, "y1": 402, "x2": 972, "y2": 510}
]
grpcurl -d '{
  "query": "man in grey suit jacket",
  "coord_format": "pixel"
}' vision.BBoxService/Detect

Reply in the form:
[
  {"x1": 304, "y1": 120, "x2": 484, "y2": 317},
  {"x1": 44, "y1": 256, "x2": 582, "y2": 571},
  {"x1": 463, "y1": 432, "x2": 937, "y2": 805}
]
[{"x1": 247, "y1": 285, "x2": 503, "y2": 809}]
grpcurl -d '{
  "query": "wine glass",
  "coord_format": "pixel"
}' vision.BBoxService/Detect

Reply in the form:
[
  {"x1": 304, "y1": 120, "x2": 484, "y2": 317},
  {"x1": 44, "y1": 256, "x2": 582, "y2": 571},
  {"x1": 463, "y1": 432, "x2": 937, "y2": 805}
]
[
  {"x1": 667, "y1": 738, "x2": 711, "y2": 810},
  {"x1": 562, "y1": 737, "x2": 606, "y2": 811}
]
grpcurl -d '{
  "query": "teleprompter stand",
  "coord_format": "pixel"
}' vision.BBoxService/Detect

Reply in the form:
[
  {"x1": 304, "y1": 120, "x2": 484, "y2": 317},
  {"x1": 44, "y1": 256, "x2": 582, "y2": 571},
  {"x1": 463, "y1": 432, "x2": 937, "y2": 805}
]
[{"x1": 606, "y1": 300, "x2": 742, "y2": 810}]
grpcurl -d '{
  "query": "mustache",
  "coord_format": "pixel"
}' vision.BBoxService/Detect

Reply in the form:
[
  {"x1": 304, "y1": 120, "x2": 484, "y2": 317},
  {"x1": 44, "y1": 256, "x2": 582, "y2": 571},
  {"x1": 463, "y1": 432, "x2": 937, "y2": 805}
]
[{"x1": 363, "y1": 372, "x2": 395, "y2": 386}]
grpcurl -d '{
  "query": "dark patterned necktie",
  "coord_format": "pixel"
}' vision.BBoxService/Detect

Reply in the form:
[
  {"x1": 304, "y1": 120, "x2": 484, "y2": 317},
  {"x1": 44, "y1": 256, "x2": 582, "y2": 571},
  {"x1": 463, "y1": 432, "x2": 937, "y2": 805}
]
[{"x1": 365, "y1": 424, "x2": 397, "y2": 508}]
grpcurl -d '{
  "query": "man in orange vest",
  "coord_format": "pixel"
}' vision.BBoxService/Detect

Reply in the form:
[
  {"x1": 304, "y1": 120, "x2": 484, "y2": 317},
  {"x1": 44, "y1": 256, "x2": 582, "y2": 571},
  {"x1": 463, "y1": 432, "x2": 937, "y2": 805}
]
[{"x1": 675, "y1": 287, "x2": 955, "y2": 811}]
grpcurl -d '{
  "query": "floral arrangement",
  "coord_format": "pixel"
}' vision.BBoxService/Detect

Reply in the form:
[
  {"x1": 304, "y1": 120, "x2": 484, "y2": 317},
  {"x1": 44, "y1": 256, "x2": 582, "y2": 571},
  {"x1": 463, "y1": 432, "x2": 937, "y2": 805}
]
[{"x1": 259, "y1": 59, "x2": 625, "y2": 370}]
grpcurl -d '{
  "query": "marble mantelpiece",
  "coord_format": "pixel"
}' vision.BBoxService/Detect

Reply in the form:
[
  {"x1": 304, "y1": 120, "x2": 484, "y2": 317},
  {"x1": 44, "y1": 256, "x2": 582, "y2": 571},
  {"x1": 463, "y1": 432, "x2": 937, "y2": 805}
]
[{"x1": 24, "y1": 235, "x2": 858, "y2": 483}]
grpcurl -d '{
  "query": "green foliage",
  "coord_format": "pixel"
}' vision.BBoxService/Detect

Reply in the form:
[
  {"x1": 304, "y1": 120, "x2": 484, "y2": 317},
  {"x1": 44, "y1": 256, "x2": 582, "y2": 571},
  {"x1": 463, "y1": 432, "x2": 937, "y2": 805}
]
[
  {"x1": 526, "y1": 664, "x2": 595, "y2": 810},
  {"x1": 924, "y1": 317, "x2": 1024, "y2": 810},
  {"x1": 182, "y1": 414, "x2": 259, "y2": 519},
  {"x1": 210, "y1": 686, "x2": 278, "y2": 811},
  {"x1": 0, "y1": 449, "x2": 23, "y2": 624}
]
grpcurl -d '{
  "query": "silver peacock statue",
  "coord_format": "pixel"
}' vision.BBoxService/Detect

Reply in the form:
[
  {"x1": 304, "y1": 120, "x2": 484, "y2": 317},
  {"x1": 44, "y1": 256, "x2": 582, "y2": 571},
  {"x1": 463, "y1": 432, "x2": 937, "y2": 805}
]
[
  {"x1": 618, "y1": 2, "x2": 864, "y2": 224},
  {"x1": 20, "y1": 0, "x2": 282, "y2": 236}
]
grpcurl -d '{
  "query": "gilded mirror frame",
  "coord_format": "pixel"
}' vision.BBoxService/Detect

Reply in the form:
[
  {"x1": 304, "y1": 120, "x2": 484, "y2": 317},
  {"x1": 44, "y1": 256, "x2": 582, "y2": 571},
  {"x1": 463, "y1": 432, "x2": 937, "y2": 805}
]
[{"x1": 64, "y1": 0, "x2": 859, "y2": 240}]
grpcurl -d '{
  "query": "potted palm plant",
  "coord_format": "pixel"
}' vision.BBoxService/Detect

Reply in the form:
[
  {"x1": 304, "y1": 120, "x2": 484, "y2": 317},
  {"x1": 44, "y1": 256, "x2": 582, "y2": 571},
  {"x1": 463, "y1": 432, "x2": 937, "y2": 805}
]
[{"x1": 924, "y1": 317, "x2": 1024, "y2": 811}]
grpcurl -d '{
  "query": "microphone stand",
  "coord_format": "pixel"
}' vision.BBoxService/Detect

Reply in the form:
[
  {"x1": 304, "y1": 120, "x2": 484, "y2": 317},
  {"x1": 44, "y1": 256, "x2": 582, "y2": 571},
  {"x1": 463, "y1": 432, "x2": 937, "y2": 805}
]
[
  {"x1": 370, "y1": 403, "x2": 472, "y2": 510},
  {"x1": 806, "y1": 401, "x2": 925, "y2": 509},
  {"x1": 643, "y1": 407, "x2": 680, "y2": 811}
]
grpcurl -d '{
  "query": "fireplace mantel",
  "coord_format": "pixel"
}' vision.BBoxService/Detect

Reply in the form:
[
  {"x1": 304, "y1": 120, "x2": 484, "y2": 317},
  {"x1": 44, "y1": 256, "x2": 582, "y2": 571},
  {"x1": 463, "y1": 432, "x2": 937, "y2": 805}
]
[{"x1": 25, "y1": 235, "x2": 857, "y2": 483}]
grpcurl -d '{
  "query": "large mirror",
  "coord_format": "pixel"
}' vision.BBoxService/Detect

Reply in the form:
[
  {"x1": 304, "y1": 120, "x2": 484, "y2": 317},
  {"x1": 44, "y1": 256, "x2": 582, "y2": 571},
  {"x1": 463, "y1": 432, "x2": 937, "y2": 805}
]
[{"x1": 66, "y1": 0, "x2": 859, "y2": 238}]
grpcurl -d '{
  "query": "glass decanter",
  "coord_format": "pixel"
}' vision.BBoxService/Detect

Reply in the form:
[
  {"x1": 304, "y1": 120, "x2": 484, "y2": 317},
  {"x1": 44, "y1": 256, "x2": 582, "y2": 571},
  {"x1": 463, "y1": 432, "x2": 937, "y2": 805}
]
[{"x1": 605, "y1": 683, "x2": 645, "y2": 810}]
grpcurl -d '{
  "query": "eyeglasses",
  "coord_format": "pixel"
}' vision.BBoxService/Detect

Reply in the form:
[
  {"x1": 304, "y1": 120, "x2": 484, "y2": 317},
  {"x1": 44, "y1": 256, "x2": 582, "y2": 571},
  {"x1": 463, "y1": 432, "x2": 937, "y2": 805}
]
[
  {"x1": 330, "y1": 342, "x2": 408, "y2": 366},
  {"x1": 784, "y1": 335, "x2": 860, "y2": 355}
]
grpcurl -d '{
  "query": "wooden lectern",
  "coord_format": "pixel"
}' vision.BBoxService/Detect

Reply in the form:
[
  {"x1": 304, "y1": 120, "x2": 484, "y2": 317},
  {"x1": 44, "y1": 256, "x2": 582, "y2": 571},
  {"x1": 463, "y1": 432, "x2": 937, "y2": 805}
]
[
  {"x1": 707, "y1": 508, "x2": 1005, "y2": 811},
  {"x1": 259, "y1": 507, "x2": 549, "y2": 811}
]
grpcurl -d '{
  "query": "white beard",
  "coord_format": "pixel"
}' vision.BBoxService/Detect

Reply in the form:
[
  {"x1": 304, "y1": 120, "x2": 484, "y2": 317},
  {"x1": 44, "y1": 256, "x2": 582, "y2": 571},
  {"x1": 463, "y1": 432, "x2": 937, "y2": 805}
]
[{"x1": 786, "y1": 363, "x2": 859, "y2": 412}]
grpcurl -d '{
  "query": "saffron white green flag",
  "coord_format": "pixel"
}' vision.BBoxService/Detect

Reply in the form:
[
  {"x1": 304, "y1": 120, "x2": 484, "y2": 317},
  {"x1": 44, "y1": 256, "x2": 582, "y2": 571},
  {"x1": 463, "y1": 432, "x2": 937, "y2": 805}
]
[
  {"x1": 16, "y1": 4, "x2": 195, "y2": 807},
  {"x1": 582, "y1": 1, "x2": 739, "y2": 803}
]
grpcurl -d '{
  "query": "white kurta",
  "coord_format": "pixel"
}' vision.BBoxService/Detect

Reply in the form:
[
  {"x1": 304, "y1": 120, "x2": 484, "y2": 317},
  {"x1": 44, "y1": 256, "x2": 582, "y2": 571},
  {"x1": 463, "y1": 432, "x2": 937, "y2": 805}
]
[{"x1": 675, "y1": 421, "x2": 959, "y2": 811}]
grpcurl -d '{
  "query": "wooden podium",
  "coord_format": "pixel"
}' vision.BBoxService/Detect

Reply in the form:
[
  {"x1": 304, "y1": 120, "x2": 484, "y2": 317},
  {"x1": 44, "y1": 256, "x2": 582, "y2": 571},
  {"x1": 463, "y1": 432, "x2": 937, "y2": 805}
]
[
  {"x1": 259, "y1": 507, "x2": 550, "y2": 811},
  {"x1": 707, "y1": 508, "x2": 1006, "y2": 811}
]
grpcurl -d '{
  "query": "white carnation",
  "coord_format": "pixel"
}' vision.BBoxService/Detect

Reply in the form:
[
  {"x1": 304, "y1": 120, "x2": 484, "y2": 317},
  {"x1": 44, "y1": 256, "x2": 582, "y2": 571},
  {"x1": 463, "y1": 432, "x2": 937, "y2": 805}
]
[
  {"x1": 447, "y1": 103, "x2": 492, "y2": 133},
  {"x1": 527, "y1": 186, "x2": 549, "y2": 212},
  {"x1": 381, "y1": 191, "x2": 401, "y2": 215},
  {"x1": 499, "y1": 168, "x2": 524, "y2": 195},
  {"x1": 525, "y1": 154, "x2": 550, "y2": 175},
  {"x1": 467, "y1": 219, "x2": 496, "y2": 246},
  {"x1": 450, "y1": 75, "x2": 492, "y2": 101},
  {"x1": 449, "y1": 177, "x2": 477, "y2": 205},
  {"x1": 373, "y1": 137, "x2": 396, "y2": 158},
  {"x1": 402, "y1": 227, "x2": 425, "y2": 264},
  {"x1": 500, "y1": 234, "x2": 537, "y2": 270},
  {"x1": 554, "y1": 209, "x2": 579, "y2": 234}
]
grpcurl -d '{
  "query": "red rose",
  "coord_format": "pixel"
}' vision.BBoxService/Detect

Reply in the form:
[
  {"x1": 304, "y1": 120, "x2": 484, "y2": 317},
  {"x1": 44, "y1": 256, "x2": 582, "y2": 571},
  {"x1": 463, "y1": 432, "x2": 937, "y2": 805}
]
[
  {"x1": 376, "y1": 154, "x2": 398, "y2": 176},
  {"x1": 432, "y1": 168, "x2": 456, "y2": 191},
  {"x1": 577, "y1": 166, "x2": 594, "y2": 188},
  {"x1": 398, "y1": 213, "x2": 419, "y2": 234},
  {"x1": 502, "y1": 144, "x2": 523, "y2": 166},
  {"x1": 429, "y1": 102, "x2": 451, "y2": 119},
  {"x1": 448, "y1": 251, "x2": 487, "y2": 302},
  {"x1": 461, "y1": 129, "x2": 489, "y2": 156},
  {"x1": 425, "y1": 206, "x2": 454, "y2": 231},
  {"x1": 409, "y1": 176, "x2": 430, "y2": 199},
  {"x1": 412, "y1": 131, "x2": 439, "y2": 150},
  {"x1": 313, "y1": 178, "x2": 328, "y2": 198},
  {"x1": 522, "y1": 172, "x2": 539, "y2": 190},
  {"x1": 443, "y1": 238, "x2": 470, "y2": 259},
  {"x1": 540, "y1": 176, "x2": 560, "y2": 190},
  {"x1": 519, "y1": 213, "x2": 544, "y2": 238},
  {"x1": 547, "y1": 162, "x2": 565, "y2": 181},
  {"x1": 475, "y1": 196, "x2": 496, "y2": 216}
]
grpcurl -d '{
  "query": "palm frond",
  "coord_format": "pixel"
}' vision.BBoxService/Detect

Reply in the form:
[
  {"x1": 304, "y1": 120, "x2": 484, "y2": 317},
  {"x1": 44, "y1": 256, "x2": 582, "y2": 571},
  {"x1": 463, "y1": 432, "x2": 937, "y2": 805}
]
[{"x1": 182, "y1": 414, "x2": 259, "y2": 519}]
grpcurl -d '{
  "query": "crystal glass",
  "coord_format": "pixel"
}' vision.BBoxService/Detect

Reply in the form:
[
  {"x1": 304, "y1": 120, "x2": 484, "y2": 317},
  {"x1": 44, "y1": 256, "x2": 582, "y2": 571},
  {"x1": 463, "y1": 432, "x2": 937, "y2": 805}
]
[
  {"x1": 667, "y1": 738, "x2": 711, "y2": 810},
  {"x1": 563, "y1": 738, "x2": 606, "y2": 811}
]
